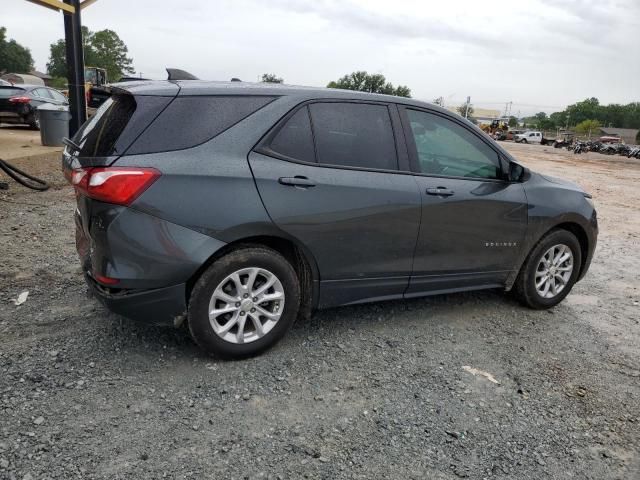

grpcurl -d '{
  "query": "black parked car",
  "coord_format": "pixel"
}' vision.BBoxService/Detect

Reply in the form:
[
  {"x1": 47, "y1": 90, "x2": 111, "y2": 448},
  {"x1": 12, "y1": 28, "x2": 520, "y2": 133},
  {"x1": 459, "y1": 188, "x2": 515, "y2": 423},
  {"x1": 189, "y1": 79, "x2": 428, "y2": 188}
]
[
  {"x1": 0, "y1": 84, "x2": 68, "y2": 129},
  {"x1": 62, "y1": 81, "x2": 598, "y2": 358}
]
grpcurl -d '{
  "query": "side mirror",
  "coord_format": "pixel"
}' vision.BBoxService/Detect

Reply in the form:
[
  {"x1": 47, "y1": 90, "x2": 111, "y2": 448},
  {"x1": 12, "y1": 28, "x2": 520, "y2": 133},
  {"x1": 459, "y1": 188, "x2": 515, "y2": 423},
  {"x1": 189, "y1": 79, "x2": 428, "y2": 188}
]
[{"x1": 508, "y1": 162, "x2": 527, "y2": 182}]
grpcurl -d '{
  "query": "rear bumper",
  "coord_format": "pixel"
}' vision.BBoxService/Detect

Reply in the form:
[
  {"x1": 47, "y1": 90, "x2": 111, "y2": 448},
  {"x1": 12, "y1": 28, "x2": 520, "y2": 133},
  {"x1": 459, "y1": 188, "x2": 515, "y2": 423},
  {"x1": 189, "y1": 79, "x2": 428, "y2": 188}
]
[
  {"x1": 74, "y1": 198, "x2": 227, "y2": 325},
  {"x1": 85, "y1": 273, "x2": 187, "y2": 326}
]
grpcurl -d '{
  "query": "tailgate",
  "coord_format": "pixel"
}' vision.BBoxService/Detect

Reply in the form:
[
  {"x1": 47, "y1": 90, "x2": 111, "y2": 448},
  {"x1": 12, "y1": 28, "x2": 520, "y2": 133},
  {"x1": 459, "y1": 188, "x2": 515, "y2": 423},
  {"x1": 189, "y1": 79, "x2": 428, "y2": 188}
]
[{"x1": 0, "y1": 86, "x2": 27, "y2": 114}]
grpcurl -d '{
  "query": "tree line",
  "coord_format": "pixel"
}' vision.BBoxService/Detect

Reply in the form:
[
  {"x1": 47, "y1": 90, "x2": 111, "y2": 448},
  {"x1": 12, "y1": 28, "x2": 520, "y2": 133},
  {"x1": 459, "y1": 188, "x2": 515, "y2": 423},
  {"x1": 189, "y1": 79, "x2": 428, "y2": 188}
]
[{"x1": 524, "y1": 98, "x2": 640, "y2": 132}]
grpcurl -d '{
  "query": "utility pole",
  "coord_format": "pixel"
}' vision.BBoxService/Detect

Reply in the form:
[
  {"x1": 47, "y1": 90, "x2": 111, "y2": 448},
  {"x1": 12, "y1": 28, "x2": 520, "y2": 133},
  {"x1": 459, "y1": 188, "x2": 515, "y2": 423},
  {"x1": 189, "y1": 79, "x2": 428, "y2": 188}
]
[
  {"x1": 63, "y1": 0, "x2": 86, "y2": 135},
  {"x1": 464, "y1": 96, "x2": 471, "y2": 119}
]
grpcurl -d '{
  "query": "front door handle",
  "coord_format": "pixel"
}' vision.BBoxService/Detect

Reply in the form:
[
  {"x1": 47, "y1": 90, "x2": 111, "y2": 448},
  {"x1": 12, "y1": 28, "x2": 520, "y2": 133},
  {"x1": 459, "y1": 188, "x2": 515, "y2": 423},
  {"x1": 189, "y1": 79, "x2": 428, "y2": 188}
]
[
  {"x1": 278, "y1": 176, "x2": 316, "y2": 188},
  {"x1": 426, "y1": 186, "x2": 454, "y2": 197}
]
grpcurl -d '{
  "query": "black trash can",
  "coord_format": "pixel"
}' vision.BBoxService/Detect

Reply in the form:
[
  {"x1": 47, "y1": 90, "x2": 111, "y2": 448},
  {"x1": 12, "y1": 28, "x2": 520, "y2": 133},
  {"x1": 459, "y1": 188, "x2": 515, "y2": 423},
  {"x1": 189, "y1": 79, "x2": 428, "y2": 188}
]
[{"x1": 37, "y1": 103, "x2": 71, "y2": 147}]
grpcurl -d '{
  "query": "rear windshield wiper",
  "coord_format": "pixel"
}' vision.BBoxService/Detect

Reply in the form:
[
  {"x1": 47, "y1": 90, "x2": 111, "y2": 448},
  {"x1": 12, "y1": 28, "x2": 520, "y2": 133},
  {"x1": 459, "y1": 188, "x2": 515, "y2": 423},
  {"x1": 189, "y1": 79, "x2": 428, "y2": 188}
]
[{"x1": 62, "y1": 137, "x2": 81, "y2": 152}]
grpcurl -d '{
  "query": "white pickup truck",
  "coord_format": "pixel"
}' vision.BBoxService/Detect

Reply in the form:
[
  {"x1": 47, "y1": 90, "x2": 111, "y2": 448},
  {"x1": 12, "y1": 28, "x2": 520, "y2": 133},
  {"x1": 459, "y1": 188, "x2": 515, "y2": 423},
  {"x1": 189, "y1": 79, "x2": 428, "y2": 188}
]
[{"x1": 514, "y1": 131, "x2": 543, "y2": 144}]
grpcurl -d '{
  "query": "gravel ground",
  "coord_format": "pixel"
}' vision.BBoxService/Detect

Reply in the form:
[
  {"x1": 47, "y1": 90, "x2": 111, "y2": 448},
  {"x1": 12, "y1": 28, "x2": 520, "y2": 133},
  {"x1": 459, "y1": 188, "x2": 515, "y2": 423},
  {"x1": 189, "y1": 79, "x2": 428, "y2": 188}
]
[{"x1": 1, "y1": 143, "x2": 639, "y2": 479}]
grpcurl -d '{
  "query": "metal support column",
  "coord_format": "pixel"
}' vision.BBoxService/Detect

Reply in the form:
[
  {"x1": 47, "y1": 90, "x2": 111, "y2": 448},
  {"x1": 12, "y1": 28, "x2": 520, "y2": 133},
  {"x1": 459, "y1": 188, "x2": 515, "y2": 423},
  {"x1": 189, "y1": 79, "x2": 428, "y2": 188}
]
[{"x1": 63, "y1": 0, "x2": 86, "y2": 135}]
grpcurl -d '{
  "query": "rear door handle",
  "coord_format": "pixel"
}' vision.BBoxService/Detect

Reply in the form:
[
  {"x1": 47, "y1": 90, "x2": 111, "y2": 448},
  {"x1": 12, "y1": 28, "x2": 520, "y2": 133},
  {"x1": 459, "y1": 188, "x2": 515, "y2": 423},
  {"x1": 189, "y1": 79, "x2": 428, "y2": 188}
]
[
  {"x1": 426, "y1": 186, "x2": 454, "y2": 197},
  {"x1": 278, "y1": 176, "x2": 316, "y2": 188}
]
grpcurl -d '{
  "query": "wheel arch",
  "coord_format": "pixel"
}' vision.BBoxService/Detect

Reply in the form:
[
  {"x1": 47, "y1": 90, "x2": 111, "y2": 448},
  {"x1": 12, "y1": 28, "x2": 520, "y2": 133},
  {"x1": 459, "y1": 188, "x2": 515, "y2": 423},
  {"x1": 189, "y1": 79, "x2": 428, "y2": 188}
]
[
  {"x1": 508, "y1": 220, "x2": 592, "y2": 290},
  {"x1": 186, "y1": 234, "x2": 320, "y2": 316},
  {"x1": 552, "y1": 221, "x2": 590, "y2": 278}
]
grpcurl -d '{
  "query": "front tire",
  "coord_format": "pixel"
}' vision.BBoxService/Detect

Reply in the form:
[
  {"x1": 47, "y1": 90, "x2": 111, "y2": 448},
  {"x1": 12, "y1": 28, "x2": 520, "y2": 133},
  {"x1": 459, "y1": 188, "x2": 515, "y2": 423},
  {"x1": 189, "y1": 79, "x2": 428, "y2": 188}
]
[
  {"x1": 188, "y1": 246, "x2": 300, "y2": 358},
  {"x1": 513, "y1": 230, "x2": 582, "y2": 309}
]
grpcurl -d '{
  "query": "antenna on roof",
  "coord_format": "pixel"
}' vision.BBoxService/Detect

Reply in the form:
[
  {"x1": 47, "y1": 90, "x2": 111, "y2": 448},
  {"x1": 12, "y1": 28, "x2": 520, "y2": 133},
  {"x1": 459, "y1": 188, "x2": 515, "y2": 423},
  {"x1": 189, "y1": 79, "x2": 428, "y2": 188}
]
[{"x1": 166, "y1": 68, "x2": 199, "y2": 81}]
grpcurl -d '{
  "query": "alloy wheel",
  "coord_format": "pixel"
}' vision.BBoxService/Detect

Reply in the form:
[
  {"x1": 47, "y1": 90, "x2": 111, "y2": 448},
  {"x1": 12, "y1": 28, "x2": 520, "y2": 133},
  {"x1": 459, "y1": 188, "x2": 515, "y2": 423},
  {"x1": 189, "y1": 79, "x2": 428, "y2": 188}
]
[
  {"x1": 208, "y1": 267, "x2": 285, "y2": 344},
  {"x1": 535, "y1": 244, "x2": 574, "y2": 299}
]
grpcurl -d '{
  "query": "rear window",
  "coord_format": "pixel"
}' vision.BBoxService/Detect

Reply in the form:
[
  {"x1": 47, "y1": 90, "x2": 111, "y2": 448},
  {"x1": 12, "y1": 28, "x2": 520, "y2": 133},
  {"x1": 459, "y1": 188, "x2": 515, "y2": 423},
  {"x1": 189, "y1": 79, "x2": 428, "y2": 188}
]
[
  {"x1": 72, "y1": 94, "x2": 172, "y2": 157},
  {"x1": 309, "y1": 102, "x2": 398, "y2": 171},
  {"x1": 126, "y1": 95, "x2": 276, "y2": 155},
  {"x1": 0, "y1": 87, "x2": 25, "y2": 98}
]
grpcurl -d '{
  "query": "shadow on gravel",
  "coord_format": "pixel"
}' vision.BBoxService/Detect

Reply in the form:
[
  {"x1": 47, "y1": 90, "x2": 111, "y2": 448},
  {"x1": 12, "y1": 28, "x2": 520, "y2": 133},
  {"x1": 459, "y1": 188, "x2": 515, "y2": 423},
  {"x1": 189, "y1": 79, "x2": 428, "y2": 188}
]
[{"x1": 92, "y1": 287, "x2": 517, "y2": 363}]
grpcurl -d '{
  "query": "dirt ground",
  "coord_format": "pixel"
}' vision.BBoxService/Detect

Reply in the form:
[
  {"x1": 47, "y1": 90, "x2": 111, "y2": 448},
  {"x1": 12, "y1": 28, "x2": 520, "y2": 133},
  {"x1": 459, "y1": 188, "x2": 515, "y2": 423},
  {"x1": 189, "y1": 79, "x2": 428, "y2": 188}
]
[
  {"x1": 0, "y1": 141, "x2": 639, "y2": 479},
  {"x1": 0, "y1": 125, "x2": 62, "y2": 161}
]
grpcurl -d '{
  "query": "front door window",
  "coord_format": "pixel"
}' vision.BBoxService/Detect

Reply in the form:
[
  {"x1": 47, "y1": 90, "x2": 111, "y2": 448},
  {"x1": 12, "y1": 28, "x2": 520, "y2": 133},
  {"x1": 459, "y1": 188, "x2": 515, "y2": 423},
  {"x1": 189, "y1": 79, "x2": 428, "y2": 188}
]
[{"x1": 405, "y1": 109, "x2": 501, "y2": 179}]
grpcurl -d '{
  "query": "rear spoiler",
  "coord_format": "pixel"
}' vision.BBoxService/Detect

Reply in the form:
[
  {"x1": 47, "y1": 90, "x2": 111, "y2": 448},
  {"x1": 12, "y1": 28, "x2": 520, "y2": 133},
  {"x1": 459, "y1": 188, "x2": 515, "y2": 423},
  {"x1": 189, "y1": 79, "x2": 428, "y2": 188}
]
[{"x1": 86, "y1": 68, "x2": 199, "y2": 110}]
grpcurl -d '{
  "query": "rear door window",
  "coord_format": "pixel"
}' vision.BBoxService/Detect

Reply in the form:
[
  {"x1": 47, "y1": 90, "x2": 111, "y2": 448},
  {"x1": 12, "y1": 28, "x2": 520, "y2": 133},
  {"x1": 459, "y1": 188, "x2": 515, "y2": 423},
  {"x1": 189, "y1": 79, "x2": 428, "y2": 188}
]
[
  {"x1": 268, "y1": 106, "x2": 315, "y2": 163},
  {"x1": 308, "y1": 102, "x2": 398, "y2": 170}
]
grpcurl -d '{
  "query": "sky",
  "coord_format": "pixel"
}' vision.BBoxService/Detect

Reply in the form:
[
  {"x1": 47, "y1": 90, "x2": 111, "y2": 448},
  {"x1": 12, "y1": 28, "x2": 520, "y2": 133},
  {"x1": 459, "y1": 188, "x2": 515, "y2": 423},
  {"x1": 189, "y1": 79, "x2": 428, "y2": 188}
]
[{"x1": 4, "y1": 0, "x2": 639, "y2": 116}]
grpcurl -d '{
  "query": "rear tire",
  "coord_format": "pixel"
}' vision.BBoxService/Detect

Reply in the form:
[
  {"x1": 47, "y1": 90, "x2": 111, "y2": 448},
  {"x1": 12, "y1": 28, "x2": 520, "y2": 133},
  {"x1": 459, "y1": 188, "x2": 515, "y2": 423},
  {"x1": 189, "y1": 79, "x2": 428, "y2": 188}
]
[
  {"x1": 513, "y1": 229, "x2": 582, "y2": 309},
  {"x1": 28, "y1": 112, "x2": 40, "y2": 130},
  {"x1": 188, "y1": 246, "x2": 300, "y2": 358}
]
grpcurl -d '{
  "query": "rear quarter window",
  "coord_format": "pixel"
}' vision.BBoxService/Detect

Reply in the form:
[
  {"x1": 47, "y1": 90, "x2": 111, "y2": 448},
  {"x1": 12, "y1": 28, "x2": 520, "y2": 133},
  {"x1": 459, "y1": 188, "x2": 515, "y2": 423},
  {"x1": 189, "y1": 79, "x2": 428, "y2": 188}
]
[
  {"x1": 72, "y1": 94, "x2": 172, "y2": 157},
  {"x1": 267, "y1": 106, "x2": 315, "y2": 163},
  {"x1": 126, "y1": 95, "x2": 276, "y2": 155}
]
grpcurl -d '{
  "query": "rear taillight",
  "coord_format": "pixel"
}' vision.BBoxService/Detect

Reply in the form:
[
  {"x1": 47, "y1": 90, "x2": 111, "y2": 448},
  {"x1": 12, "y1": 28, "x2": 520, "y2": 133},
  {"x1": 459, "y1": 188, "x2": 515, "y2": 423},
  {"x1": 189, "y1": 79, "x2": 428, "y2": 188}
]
[
  {"x1": 9, "y1": 96, "x2": 31, "y2": 103},
  {"x1": 68, "y1": 167, "x2": 160, "y2": 206},
  {"x1": 93, "y1": 272, "x2": 120, "y2": 286}
]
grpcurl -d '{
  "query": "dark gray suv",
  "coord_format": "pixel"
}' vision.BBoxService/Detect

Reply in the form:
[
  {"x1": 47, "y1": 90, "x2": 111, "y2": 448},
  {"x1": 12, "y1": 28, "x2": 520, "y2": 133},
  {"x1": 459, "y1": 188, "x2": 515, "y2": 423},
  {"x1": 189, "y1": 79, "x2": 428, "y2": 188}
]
[{"x1": 62, "y1": 81, "x2": 597, "y2": 358}]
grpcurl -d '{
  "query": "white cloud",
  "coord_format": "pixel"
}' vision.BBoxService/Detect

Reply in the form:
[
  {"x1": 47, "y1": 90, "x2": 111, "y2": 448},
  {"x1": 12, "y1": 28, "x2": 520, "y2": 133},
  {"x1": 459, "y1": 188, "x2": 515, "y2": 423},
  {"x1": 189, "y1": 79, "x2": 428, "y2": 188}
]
[{"x1": 4, "y1": 0, "x2": 639, "y2": 115}]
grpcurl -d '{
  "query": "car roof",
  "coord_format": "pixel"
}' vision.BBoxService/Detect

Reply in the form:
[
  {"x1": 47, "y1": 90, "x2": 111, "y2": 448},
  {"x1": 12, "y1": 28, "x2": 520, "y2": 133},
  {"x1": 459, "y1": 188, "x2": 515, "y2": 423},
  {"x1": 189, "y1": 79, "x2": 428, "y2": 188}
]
[{"x1": 112, "y1": 79, "x2": 450, "y2": 114}]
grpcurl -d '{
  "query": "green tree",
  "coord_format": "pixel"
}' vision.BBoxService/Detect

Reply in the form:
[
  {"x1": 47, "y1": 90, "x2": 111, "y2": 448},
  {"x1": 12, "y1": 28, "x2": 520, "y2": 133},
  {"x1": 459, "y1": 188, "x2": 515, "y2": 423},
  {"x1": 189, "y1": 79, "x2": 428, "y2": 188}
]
[
  {"x1": 575, "y1": 119, "x2": 601, "y2": 136},
  {"x1": 90, "y1": 29, "x2": 134, "y2": 80},
  {"x1": 327, "y1": 71, "x2": 411, "y2": 98},
  {"x1": 261, "y1": 73, "x2": 283, "y2": 83},
  {"x1": 456, "y1": 103, "x2": 474, "y2": 118},
  {"x1": 508, "y1": 116, "x2": 518, "y2": 127},
  {"x1": 393, "y1": 85, "x2": 411, "y2": 98},
  {"x1": 549, "y1": 111, "x2": 567, "y2": 128},
  {"x1": 532, "y1": 99, "x2": 640, "y2": 131},
  {"x1": 533, "y1": 112, "x2": 555, "y2": 131},
  {"x1": 47, "y1": 26, "x2": 93, "y2": 78},
  {"x1": 0, "y1": 27, "x2": 34, "y2": 73},
  {"x1": 49, "y1": 76, "x2": 67, "y2": 89},
  {"x1": 565, "y1": 98, "x2": 600, "y2": 126},
  {"x1": 47, "y1": 27, "x2": 134, "y2": 82}
]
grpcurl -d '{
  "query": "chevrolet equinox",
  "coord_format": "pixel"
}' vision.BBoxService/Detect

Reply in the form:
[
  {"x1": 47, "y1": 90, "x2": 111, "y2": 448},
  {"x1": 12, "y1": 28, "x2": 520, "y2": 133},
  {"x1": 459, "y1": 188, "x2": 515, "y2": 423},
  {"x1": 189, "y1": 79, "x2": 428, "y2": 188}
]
[{"x1": 62, "y1": 81, "x2": 598, "y2": 358}]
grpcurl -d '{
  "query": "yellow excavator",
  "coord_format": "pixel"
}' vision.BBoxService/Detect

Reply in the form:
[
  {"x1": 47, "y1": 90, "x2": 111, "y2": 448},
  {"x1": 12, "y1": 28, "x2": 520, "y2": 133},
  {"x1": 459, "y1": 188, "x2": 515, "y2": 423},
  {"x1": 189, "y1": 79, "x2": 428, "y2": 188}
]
[
  {"x1": 61, "y1": 66, "x2": 107, "y2": 116},
  {"x1": 84, "y1": 66, "x2": 107, "y2": 116},
  {"x1": 480, "y1": 119, "x2": 510, "y2": 140}
]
